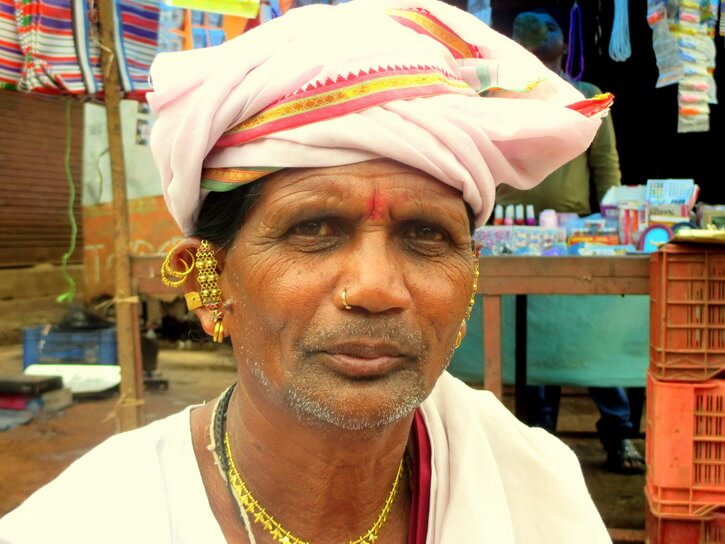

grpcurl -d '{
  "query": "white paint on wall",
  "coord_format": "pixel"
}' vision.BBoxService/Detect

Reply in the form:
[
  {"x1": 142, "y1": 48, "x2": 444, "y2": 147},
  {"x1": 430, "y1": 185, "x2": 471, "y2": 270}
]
[{"x1": 82, "y1": 100, "x2": 162, "y2": 205}]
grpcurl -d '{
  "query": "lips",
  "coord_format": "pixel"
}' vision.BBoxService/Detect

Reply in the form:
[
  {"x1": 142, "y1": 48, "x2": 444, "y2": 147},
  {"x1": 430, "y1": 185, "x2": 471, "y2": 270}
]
[{"x1": 321, "y1": 341, "x2": 408, "y2": 378}]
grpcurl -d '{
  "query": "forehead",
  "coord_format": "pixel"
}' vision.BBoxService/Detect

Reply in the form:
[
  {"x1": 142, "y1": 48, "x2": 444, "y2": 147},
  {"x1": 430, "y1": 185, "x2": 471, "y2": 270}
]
[{"x1": 258, "y1": 159, "x2": 464, "y2": 204}]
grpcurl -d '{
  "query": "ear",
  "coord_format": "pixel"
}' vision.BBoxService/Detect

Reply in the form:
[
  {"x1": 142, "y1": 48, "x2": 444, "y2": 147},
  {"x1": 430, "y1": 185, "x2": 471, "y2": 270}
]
[{"x1": 171, "y1": 238, "x2": 228, "y2": 340}]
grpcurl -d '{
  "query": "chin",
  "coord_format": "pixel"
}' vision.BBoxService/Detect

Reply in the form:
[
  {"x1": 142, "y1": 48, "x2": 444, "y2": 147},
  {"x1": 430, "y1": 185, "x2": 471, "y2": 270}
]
[{"x1": 283, "y1": 369, "x2": 427, "y2": 431}]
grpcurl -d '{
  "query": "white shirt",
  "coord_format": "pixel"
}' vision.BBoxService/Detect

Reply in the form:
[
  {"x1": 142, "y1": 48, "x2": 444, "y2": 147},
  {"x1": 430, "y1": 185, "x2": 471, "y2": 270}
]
[{"x1": 0, "y1": 373, "x2": 611, "y2": 543}]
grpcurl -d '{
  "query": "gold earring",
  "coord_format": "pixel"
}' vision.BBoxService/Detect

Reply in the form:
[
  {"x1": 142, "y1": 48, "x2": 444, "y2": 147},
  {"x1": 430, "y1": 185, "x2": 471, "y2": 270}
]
[
  {"x1": 184, "y1": 291, "x2": 203, "y2": 311},
  {"x1": 454, "y1": 329, "x2": 463, "y2": 349},
  {"x1": 161, "y1": 247, "x2": 195, "y2": 288},
  {"x1": 196, "y1": 240, "x2": 225, "y2": 343},
  {"x1": 213, "y1": 320, "x2": 225, "y2": 343}
]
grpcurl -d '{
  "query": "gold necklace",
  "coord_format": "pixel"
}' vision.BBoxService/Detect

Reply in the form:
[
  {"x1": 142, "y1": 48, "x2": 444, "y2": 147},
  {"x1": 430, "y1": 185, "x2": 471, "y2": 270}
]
[{"x1": 223, "y1": 432, "x2": 404, "y2": 544}]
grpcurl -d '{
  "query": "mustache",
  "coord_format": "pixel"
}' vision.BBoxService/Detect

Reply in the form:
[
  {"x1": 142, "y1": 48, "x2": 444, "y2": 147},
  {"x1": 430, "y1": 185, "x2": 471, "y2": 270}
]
[{"x1": 297, "y1": 319, "x2": 427, "y2": 359}]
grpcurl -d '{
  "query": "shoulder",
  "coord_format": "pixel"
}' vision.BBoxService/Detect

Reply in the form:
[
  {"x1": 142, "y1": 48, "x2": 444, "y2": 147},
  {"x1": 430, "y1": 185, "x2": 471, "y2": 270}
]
[
  {"x1": 0, "y1": 407, "x2": 197, "y2": 544},
  {"x1": 573, "y1": 80, "x2": 603, "y2": 99},
  {"x1": 424, "y1": 373, "x2": 571, "y2": 458},
  {"x1": 421, "y1": 373, "x2": 609, "y2": 541}
]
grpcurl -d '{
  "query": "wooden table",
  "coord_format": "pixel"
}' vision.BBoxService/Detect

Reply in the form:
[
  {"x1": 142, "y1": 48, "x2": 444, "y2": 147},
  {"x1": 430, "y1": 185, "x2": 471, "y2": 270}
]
[
  {"x1": 480, "y1": 256, "x2": 651, "y2": 543},
  {"x1": 478, "y1": 256, "x2": 651, "y2": 406}
]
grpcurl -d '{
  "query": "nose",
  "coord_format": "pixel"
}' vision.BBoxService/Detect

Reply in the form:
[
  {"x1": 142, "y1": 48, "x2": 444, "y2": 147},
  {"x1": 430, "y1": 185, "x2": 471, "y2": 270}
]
[{"x1": 340, "y1": 233, "x2": 411, "y2": 315}]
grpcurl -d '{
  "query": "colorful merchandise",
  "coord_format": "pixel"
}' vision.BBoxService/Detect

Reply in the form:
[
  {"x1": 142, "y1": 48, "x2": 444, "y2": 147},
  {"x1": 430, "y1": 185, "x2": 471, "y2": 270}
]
[
  {"x1": 646, "y1": 0, "x2": 683, "y2": 87},
  {"x1": 646, "y1": 0, "x2": 719, "y2": 132},
  {"x1": 474, "y1": 226, "x2": 513, "y2": 255}
]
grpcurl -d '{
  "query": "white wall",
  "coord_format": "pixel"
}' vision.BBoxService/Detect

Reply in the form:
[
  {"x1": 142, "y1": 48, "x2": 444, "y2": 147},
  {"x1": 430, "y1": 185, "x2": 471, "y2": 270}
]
[{"x1": 82, "y1": 100, "x2": 162, "y2": 205}]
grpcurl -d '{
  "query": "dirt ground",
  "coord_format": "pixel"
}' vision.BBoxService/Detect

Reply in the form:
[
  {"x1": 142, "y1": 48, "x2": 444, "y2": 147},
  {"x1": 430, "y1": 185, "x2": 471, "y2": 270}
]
[{"x1": 0, "y1": 344, "x2": 646, "y2": 541}]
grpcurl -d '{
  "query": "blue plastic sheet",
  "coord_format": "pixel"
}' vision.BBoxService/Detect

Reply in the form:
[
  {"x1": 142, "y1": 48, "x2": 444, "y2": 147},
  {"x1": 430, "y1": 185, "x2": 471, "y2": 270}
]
[{"x1": 448, "y1": 295, "x2": 649, "y2": 387}]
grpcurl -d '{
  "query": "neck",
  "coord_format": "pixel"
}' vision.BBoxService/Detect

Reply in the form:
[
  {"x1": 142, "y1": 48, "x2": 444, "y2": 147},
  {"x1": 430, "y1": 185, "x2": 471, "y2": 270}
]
[
  {"x1": 544, "y1": 59, "x2": 563, "y2": 73},
  {"x1": 224, "y1": 378, "x2": 414, "y2": 543}
]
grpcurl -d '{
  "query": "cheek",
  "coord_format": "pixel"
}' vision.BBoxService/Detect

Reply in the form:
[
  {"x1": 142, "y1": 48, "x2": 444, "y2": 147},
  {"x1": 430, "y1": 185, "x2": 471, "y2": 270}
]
[
  {"x1": 221, "y1": 252, "x2": 334, "y2": 352},
  {"x1": 414, "y1": 262, "x2": 470, "y2": 312},
  {"x1": 408, "y1": 262, "x2": 472, "y2": 345}
]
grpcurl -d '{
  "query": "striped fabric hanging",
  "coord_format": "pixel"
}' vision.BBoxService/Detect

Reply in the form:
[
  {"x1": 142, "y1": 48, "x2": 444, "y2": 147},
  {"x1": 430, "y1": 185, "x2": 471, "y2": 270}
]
[
  {"x1": 112, "y1": 0, "x2": 159, "y2": 96},
  {"x1": 0, "y1": 0, "x2": 22, "y2": 89},
  {"x1": 13, "y1": 0, "x2": 101, "y2": 94}
]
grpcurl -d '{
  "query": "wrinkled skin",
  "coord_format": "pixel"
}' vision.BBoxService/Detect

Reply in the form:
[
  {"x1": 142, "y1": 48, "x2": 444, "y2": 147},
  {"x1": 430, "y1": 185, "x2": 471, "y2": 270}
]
[
  {"x1": 185, "y1": 159, "x2": 477, "y2": 543},
  {"x1": 208, "y1": 159, "x2": 475, "y2": 430}
]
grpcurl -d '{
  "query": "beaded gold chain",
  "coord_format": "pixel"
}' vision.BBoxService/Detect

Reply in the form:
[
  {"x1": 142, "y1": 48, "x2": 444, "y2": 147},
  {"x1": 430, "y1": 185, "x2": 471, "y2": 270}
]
[
  {"x1": 465, "y1": 255, "x2": 480, "y2": 319},
  {"x1": 223, "y1": 433, "x2": 404, "y2": 544}
]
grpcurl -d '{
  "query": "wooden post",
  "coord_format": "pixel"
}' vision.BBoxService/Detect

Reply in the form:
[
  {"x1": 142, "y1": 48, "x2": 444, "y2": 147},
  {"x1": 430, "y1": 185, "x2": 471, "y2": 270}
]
[{"x1": 99, "y1": 0, "x2": 143, "y2": 430}]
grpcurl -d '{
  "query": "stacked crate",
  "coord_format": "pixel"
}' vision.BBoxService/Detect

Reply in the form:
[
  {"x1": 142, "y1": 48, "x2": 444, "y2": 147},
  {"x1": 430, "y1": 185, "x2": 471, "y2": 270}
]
[{"x1": 647, "y1": 244, "x2": 725, "y2": 543}]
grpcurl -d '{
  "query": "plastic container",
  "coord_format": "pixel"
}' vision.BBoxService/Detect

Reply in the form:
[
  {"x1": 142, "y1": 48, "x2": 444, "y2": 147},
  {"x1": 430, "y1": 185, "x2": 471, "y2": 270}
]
[
  {"x1": 22, "y1": 326, "x2": 117, "y2": 368},
  {"x1": 646, "y1": 506, "x2": 724, "y2": 544},
  {"x1": 646, "y1": 373, "x2": 725, "y2": 518},
  {"x1": 650, "y1": 244, "x2": 725, "y2": 381}
]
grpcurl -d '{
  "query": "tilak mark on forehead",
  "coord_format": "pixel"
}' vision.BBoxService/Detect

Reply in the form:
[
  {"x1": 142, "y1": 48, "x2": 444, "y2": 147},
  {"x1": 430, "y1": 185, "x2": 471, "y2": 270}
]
[{"x1": 368, "y1": 188, "x2": 386, "y2": 221}]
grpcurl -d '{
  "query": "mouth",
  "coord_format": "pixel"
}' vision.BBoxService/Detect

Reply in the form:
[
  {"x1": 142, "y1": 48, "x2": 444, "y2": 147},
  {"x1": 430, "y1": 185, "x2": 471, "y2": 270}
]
[{"x1": 320, "y1": 341, "x2": 410, "y2": 378}]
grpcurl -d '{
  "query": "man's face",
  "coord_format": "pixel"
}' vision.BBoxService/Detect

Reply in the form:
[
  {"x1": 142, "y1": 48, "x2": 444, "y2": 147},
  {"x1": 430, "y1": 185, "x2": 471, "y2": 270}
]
[
  {"x1": 531, "y1": 13, "x2": 565, "y2": 65},
  {"x1": 219, "y1": 159, "x2": 475, "y2": 430}
]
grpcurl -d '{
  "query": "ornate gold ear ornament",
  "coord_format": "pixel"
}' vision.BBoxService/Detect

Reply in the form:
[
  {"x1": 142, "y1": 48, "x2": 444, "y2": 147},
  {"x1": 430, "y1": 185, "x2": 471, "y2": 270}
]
[
  {"x1": 160, "y1": 247, "x2": 195, "y2": 288},
  {"x1": 196, "y1": 240, "x2": 225, "y2": 344}
]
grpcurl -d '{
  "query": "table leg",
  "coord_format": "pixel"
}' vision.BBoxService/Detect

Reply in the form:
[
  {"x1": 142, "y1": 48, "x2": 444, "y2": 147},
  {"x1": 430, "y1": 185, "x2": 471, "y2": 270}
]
[
  {"x1": 483, "y1": 295, "x2": 502, "y2": 399},
  {"x1": 515, "y1": 294, "x2": 528, "y2": 420}
]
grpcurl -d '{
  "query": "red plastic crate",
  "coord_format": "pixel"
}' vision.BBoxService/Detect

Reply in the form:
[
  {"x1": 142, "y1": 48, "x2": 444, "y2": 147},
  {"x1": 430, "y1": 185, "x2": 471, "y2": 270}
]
[
  {"x1": 646, "y1": 373, "x2": 725, "y2": 518},
  {"x1": 650, "y1": 244, "x2": 725, "y2": 381},
  {"x1": 646, "y1": 507, "x2": 725, "y2": 543}
]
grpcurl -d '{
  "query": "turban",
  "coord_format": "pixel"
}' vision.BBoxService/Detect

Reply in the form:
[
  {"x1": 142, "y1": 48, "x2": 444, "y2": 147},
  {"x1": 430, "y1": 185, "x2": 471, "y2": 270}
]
[{"x1": 148, "y1": 0, "x2": 612, "y2": 235}]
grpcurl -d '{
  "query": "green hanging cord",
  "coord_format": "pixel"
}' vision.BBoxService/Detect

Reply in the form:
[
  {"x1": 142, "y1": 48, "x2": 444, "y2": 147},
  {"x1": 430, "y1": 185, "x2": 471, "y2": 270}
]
[{"x1": 56, "y1": 99, "x2": 78, "y2": 304}]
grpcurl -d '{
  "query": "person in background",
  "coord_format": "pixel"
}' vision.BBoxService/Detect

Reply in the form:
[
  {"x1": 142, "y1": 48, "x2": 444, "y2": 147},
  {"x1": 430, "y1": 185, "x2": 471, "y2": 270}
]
[{"x1": 498, "y1": 9, "x2": 645, "y2": 474}]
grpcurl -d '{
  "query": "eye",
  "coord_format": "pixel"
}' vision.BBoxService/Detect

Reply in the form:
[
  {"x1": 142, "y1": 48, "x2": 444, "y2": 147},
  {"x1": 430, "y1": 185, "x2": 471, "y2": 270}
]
[
  {"x1": 291, "y1": 219, "x2": 337, "y2": 237},
  {"x1": 406, "y1": 223, "x2": 448, "y2": 242}
]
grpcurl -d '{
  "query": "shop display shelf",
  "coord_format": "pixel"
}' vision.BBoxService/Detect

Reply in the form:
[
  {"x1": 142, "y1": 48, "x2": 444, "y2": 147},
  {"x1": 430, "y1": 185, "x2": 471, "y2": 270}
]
[
  {"x1": 22, "y1": 326, "x2": 117, "y2": 368},
  {"x1": 650, "y1": 245, "x2": 725, "y2": 381},
  {"x1": 646, "y1": 505, "x2": 725, "y2": 544},
  {"x1": 646, "y1": 373, "x2": 725, "y2": 518}
]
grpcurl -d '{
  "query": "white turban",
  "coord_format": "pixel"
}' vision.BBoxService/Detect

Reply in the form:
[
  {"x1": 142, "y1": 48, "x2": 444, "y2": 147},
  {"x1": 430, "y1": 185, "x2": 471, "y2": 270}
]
[{"x1": 148, "y1": 0, "x2": 611, "y2": 234}]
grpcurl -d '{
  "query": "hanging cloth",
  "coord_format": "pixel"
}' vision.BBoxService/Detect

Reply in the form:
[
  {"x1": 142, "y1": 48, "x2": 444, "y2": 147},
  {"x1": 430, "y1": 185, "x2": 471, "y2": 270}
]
[
  {"x1": 13, "y1": 0, "x2": 98, "y2": 94},
  {"x1": 646, "y1": 0, "x2": 682, "y2": 87},
  {"x1": 565, "y1": 1, "x2": 584, "y2": 81},
  {"x1": 112, "y1": 0, "x2": 160, "y2": 97},
  {"x1": 0, "y1": 0, "x2": 22, "y2": 90}
]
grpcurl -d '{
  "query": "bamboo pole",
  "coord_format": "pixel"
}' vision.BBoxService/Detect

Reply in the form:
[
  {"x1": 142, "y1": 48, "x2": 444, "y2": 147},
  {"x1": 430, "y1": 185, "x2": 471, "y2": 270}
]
[{"x1": 98, "y1": 0, "x2": 143, "y2": 430}]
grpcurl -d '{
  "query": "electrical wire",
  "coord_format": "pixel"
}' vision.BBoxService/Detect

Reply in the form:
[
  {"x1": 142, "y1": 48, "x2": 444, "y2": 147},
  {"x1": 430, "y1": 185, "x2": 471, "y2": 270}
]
[
  {"x1": 57, "y1": 99, "x2": 78, "y2": 304},
  {"x1": 609, "y1": 0, "x2": 632, "y2": 62}
]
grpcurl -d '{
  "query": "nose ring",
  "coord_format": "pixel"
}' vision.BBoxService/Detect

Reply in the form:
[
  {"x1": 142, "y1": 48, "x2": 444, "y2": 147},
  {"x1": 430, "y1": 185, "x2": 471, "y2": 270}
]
[{"x1": 341, "y1": 288, "x2": 352, "y2": 310}]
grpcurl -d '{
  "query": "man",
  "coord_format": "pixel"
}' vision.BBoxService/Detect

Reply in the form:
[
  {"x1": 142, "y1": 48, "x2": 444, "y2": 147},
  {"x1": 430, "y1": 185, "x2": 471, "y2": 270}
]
[
  {"x1": 0, "y1": 1, "x2": 613, "y2": 542},
  {"x1": 499, "y1": 10, "x2": 645, "y2": 474}
]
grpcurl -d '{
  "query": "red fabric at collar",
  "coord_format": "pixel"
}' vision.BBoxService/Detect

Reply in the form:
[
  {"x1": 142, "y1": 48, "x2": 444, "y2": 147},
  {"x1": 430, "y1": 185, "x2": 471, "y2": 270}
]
[{"x1": 408, "y1": 410, "x2": 432, "y2": 544}]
